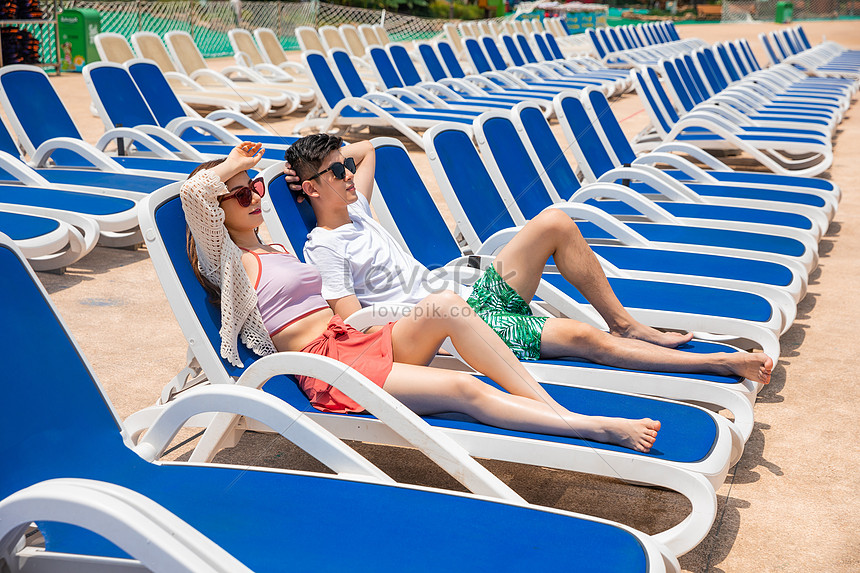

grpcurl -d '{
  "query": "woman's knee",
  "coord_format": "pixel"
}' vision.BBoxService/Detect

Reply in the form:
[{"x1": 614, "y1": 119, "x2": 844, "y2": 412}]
[{"x1": 447, "y1": 372, "x2": 490, "y2": 405}]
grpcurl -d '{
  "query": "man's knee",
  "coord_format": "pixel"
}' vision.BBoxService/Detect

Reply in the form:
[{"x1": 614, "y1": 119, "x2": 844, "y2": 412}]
[
  {"x1": 423, "y1": 289, "x2": 470, "y2": 317},
  {"x1": 533, "y1": 208, "x2": 582, "y2": 238}
]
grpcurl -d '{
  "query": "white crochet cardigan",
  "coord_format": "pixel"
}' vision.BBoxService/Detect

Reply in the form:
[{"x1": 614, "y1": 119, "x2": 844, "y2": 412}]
[{"x1": 180, "y1": 169, "x2": 276, "y2": 367}]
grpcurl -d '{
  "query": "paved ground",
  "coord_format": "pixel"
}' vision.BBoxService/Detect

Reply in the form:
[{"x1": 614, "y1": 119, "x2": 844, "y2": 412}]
[{"x1": 23, "y1": 19, "x2": 860, "y2": 572}]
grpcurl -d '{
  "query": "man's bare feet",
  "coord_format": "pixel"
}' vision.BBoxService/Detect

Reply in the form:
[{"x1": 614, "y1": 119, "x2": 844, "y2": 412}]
[
  {"x1": 611, "y1": 322, "x2": 694, "y2": 348},
  {"x1": 720, "y1": 352, "x2": 774, "y2": 384},
  {"x1": 600, "y1": 418, "x2": 661, "y2": 452}
]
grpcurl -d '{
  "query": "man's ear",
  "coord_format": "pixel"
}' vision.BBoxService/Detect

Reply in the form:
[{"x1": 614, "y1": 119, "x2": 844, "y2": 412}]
[{"x1": 301, "y1": 179, "x2": 319, "y2": 199}]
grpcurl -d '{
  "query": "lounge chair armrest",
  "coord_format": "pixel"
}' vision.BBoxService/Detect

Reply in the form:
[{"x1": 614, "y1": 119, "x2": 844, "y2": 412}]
[
  {"x1": 164, "y1": 71, "x2": 207, "y2": 90},
  {"x1": 595, "y1": 165, "x2": 706, "y2": 203},
  {"x1": 218, "y1": 64, "x2": 267, "y2": 83},
  {"x1": 401, "y1": 86, "x2": 450, "y2": 108},
  {"x1": 131, "y1": 384, "x2": 393, "y2": 483},
  {"x1": 0, "y1": 150, "x2": 51, "y2": 186},
  {"x1": 201, "y1": 111, "x2": 271, "y2": 135},
  {"x1": 631, "y1": 153, "x2": 718, "y2": 182},
  {"x1": 188, "y1": 69, "x2": 235, "y2": 88},
  {"x1": 568, "y1": 182, "x2": 680, "y2": 223},
  {"x1": 254, "y1": 62, "x2": 295, "y2": 80},
  {"x1": 648, "y1": 142, "x2": 733, "y2": 171},
  {"x1": 543, "y1": 200, "x2": 652, "y2": 246},
  {"x1": 233, "y1": 352, "x2": 524, "y2": 502},
  {"x1": 278, "y1": 61, "x2": 307, "y2": 75},
  {"x1": 341, "y1": 303, "x2": 414, "y2": 331},
  {"x1": 0, "y1": 479, "x2": 253, "y2": 573},
  {"x1": 100, "y1": 126, "x2": 206, "y2": 161},
  {"x1": 30, "y1": 137, "x2": 128, "y2": 171},
  {"x1": 233, "y1": 51, "x2": 252, "y2": 68},
  {"x1": 359, "y1": 92, "x2": 414, "y2": 112},
  {"x1": 164, "y1": 117, "x2": 242, "y2": 146}
]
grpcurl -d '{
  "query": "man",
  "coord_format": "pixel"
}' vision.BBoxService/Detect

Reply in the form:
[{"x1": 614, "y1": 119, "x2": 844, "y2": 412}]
[{"x1": 283, "y1": 134, "x2": 772, "y2": 382}]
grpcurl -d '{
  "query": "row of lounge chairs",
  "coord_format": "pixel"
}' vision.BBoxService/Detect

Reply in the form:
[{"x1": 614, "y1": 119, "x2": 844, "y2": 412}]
[
  {"x1": 0, "y1": 21, "x2": 852, "y2": 571},
  {"x1": 588, "y1": 21, "x2": 707, "y2": 67},
  {"x1": 761, "y1": 24, "x2": 860, "y2": 79}
]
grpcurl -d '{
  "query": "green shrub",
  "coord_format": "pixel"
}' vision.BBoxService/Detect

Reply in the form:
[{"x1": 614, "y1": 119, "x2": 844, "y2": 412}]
[{"x1": 428, "y1": 0, "x2": 484, "y2": 20}]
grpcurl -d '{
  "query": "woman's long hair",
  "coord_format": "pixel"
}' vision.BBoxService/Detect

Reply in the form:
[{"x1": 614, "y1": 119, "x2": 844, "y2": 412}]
[{"x1": 186, "y1": 158, "x2": 227, "y2": 306}]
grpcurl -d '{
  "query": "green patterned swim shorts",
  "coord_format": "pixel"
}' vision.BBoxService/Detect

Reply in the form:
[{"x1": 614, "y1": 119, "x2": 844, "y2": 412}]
[{"x1": 466, "y1": 265, "x2": 547, "y2": 361}]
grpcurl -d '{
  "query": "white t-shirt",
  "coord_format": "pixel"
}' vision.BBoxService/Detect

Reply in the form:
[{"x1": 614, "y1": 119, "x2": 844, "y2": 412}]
[{"x1": 304, "y1": 193, "x2": 469, "y2": 306}]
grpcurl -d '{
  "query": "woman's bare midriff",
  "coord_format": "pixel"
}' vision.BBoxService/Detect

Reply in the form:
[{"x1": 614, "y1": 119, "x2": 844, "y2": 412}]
[{"x1": 269, "y1": 307, "x2": 336, "y2": 352}]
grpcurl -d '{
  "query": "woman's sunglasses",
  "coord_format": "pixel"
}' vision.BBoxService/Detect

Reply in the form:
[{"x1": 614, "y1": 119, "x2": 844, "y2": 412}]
[
  {"x1": 219, "y1": 177, "x2": 265, "y2": 208},
  {"x1": 308, "y1": 157, "x2": 357, "y2": 181}
]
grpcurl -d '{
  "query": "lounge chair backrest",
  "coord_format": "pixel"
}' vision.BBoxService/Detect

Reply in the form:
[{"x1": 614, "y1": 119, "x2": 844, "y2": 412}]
[
  {"x1": 443, "y1": 22, "x2": 463, "y2": 53},
  {"x1": 463, "y1": 38, "x2": 493, "y2": 74},
  {"x1": 682, "y1": 53, "x2": 710, "y2": 98},
  {"x1": 0, "y1": 114, "x2": 22, "y2": 157},
  {"x1": 84, "y1": 62, "x2": 161, "y2": 133},
  {"x1": 164, "y1": 31, "x2": 209, "y2": 76},
  {"x1": 796, "y1": 25, "x2": 812, "y2": 50},
  {"x1": 358, "y1": 24, "x2": 380, "y2": 47},
  {"x1": 126, "y1": 60, "x2": 191, "y2": 127},
  {"x1": 512, "y1": 34, "x2": 538, "y2": 63},
  {"x1": 261, "y1": 171, "x2": 319, "y2": 256},
  {"x1": 0, "y1": 65, "x2": 87, "y2": 164},
  {"x1": 726, "y1": 42, "x2": 749, "y2": 76},
  {"x1": 480, "y1": 36, "x2": 508, "y2": 71},
  {"x1": 632, "y1": 69, "x2": 675, "y2": 136},
  {"x1": 228, "y1": 28, "x2": 265, "y2": 66},
  {"x1": 737, "y1": 39, "x2": 761, "y2": 72},
  {"x1": 94, "y1": 32, "x2": 135, "y2": 64},
  {"x1": 254, "y1": 28, "x2": 289, "y2": 66},
  {"x1": 329, "y1": 49, "x2": 370, "y2": 96},
  {"x1": 477, "y1": 21, "x2": 491, "y2": 38},
  {"x1": 0, "y1": 236, "x2": 131, "y2": 470},
  {"x1": 759, "y1": 32, "x2": 780, "y2": 65},
  {"x1": 473, "y1": 110, "x2": 557, "y2": 221},
  {"x1": 500, "y1": 35, "x2": 526, "y2": 67},
  {"x1": 319, "y1": 25, "x2": 346, "y2": 53},
  {"x1": 425, "y1": 123, "x2": 518, "y2": 248},
  {"x1": 544, "y1": 32, "x2": 565, "y2": 60},
  {"x1": 660, "y1": 59, "x2": 695, "y2": 112},
  {"x1": 437, "y1": 41, "x2": 467, "y2": 78},
  {"x1": 513, "y1": 102, "x2": 583, "y2": 201},
  {"x1": 303, "y1": 51, "x2": 351, "y2": 111},
  {"x1": 586, "y1": 29, "x2": 607, "y2": 59},
  {"x1": 373, "y1": 24, "x2": 390, "y2": 45},
  {"x1": 368, "y1": 46, "x2": 405, "y2": 89},
  {"x1": 340, "y1": 24, "x2": 366, "y2": 58},
  {"x1": 416, "y1": 42, "x2": 448, "y2": 82},
  {"x1": 583, "y1": 88, "x2": 637, "y2": 166},
  {"x1": 553, "y1": 91, "x2": 619, "y2": 181},
  {"x1": 704, "y1": 47, "x2": 731, "y2": 88},
  {"x1": 387, "y1": 44, "x2": 423, "y2": 86},
  {"x1": 295, "y1": 26, "x2": 325, "y2": 54},
  {"x1": 370, "y1": 137, "x2": 464, "y2": 268},
  {"x1": 131, "y1": 32, "x2": 179, "y2": 73},
  {"x1": 458, "y1": 22, "x2": 474, "y2": 38},
  {"x1": 531, "y1": 33, "x2": 554, "y2": 61}
]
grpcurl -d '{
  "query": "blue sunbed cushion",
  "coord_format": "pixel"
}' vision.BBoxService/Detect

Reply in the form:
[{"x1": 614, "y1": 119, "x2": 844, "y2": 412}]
[
  {"x1": 0, "y1": 184, "x2": 135, "y2": 215},
  {"x1": 0, "y1": 211, "x2": 60, "y2": 239}
]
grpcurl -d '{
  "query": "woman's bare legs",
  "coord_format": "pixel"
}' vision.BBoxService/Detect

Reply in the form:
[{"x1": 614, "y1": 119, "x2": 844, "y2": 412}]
[
  {"x1": 389, "y1": 290, "x2": 550, "y2": 403},
  {"x1": 494, "y1": 208, "x2": 693, "y2": 348},
  {"x1": 540, "y1": 318, "x2": 773, "y2": 383},
  {"x1": 383, "y1": 362, "x2": 660, "y2": 452}
]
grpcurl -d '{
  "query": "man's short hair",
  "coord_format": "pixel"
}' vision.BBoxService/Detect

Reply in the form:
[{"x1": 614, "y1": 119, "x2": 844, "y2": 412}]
[{"x1": 284, "y1": 134, "x2": 344, "y2": 193}]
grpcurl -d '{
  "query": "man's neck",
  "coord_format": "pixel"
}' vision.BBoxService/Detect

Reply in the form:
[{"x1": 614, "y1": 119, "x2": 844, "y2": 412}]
[{"x1": 315, "y1": 203, "x2": 352, "y2": 231}]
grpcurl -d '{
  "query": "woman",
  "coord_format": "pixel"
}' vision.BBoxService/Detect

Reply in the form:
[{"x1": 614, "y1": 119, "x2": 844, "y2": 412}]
[{"x1": 181, "y1": 142, "x2": 660, "y2": 452}]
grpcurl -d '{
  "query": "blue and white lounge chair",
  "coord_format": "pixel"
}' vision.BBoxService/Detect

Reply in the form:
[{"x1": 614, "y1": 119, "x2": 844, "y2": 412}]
[
  {"x1": 510, "y1": 99, "x2": 819, "y2": 277},
  {"x1": 296, "y1": 50, "x2": 475, "y2": 148},
  {"x1": 0, "y1": 204, "x2": 98, "y2": 271},
  {"x1": 471, "y1": 107, "x2": 805, "y2": 310},
  {"x1": 85, "y1": 60, "x2": 299, "y2": 158},
  {"x1": 140, "y1": 181, "x2": 727, "y2": 556},
  {"x1": 558, "y1": 89, "x2": 836, "y2": 232},
  {"x1": 576, "y1": 87, "x2": 842, "y2": 206},
  {"x1": 632, "y1": 66, "x2": 834, "y2": 176},
  {"x1": 0, "y1": 232, "x2": 678, "y2": 572},
  {"x1": 262, "y1": 140, "x2": 768, "y2": 448}
]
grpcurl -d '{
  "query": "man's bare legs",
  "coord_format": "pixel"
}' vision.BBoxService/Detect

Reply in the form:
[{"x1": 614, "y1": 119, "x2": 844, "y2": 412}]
[
  {"x1": 387, "y1": 290, "x2": 660, "y2": 452},
  {"x1": 494, "y1": 209, "x2": 773, "y2": 382},
  {"x1": 540, "y1": 319, "x2": 773, "y2": 383},
  {"x1": 383, "y1": 362, "x2": 660, "y2": 453},
  {"x1": 494, "y1": 209, "x2": 692, "y2": 347}
]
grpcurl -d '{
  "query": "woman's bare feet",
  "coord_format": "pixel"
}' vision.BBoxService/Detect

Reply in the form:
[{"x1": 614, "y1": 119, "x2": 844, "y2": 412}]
[
  {"x1": 719, "y1": 352, "x2": 774, "y2": 384},
  {"x1": 611, "y1": 322, "x2": 694, "y2": 348},
  {"x1": 598, "y1": 418, "x2": 661, "y2": 452}
]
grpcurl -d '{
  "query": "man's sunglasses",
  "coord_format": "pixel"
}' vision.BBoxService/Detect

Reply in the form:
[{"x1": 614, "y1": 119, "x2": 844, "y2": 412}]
[
  {"x1": 219, "y1": 177, "x2": 265, "y2": 208},
  {"x1": 308, "y1": 157, "x2": 356, "y2": 181}
]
